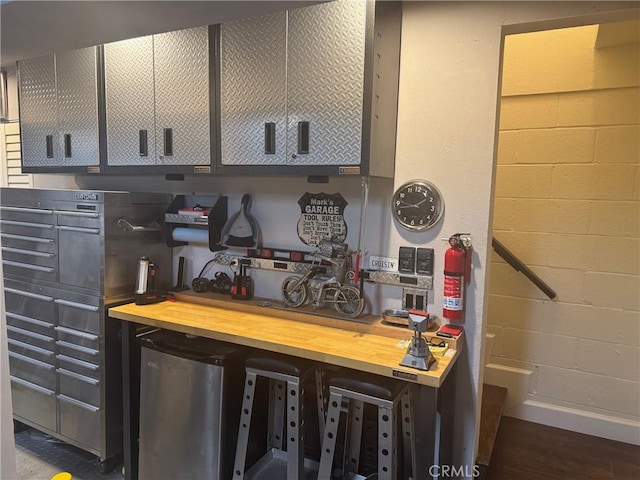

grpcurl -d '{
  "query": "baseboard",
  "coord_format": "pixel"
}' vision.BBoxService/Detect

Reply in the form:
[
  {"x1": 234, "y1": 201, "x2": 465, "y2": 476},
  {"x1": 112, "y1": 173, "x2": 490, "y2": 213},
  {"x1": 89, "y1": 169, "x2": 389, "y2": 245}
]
[{"x1": 507, "y1": 399, "x2": 640, "y2": 446}]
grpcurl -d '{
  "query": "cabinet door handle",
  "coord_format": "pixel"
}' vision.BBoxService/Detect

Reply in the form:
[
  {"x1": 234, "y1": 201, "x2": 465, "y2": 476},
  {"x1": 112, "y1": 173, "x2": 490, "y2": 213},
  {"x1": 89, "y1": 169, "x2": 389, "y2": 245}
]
[
  {"x1": 46, "y1": 135, "x2": 54, "y2": 158},
  {"x1": 163, "y1": 128, "x2": 173, "y2": 156},
  {"x1": 139, "y1": 129, "x2": 148, "y2": 157},
  {"x1": 297, "y1": 121, "x2": 309, "y2": 155},
  {"x1": 64, "y1": 134, "x2": 72, "y2": 158},
  {"x1": 265, "y1": 123, "x2": 276, "y2": 154}
]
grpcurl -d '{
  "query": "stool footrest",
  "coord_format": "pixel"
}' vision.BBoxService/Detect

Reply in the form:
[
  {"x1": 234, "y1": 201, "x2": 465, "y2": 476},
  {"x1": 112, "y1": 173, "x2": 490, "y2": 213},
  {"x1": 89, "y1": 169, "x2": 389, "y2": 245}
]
[{"x1": 244, "y1": 448, "x2": 319, "y2": 480}]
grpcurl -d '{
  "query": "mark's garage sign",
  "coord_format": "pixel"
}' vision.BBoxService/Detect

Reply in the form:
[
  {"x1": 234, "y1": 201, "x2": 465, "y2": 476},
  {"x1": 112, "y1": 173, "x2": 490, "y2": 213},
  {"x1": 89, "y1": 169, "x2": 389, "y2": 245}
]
[{"x1": 297, "y1": 192, "x2": 347, "y2": 247}]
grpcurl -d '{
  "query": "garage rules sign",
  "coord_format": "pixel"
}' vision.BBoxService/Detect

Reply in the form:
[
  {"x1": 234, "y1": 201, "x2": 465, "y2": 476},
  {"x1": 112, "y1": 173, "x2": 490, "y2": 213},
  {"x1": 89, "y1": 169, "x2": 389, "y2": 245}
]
[{"x1": 297, "y1": 192, "x2": 348, "y2": 247}]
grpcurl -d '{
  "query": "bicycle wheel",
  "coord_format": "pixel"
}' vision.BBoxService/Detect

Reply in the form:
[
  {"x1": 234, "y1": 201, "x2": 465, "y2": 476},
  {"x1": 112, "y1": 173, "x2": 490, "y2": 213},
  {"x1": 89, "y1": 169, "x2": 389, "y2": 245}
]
[
  {"x1": 333, "y1": 285, "x2": 364, "y2": 319},
  {"x1": 281, "y1": 275, "x2": 308, "y2": 307}
]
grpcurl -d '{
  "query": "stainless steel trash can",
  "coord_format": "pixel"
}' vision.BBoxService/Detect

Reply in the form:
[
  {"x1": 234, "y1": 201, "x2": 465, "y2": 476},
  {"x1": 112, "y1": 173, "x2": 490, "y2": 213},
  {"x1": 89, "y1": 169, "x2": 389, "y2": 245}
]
[{"x1": 138, "y1": 330, "x2": 242, "y2": 480}]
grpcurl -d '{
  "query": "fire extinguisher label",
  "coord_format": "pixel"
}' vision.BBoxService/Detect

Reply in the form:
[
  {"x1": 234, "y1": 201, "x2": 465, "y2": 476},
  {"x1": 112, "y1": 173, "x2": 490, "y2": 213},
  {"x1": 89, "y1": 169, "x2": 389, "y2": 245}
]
[{"x1": 443, "y1": 276, "x2": 464, "y2": 310}]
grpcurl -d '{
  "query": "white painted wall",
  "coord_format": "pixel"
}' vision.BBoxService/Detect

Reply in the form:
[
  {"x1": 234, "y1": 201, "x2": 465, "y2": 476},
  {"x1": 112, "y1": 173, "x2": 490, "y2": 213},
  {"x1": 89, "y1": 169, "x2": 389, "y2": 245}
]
[{"x1": 391, "y1": 0, "x2": 639, "y2": 469}]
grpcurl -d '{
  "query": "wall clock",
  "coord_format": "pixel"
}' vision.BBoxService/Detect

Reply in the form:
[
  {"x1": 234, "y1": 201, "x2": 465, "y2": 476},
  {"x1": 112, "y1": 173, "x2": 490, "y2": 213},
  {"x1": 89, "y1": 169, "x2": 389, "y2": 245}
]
[{"x1": 392, "y1": 180, "x2": 444, "y2": 231}]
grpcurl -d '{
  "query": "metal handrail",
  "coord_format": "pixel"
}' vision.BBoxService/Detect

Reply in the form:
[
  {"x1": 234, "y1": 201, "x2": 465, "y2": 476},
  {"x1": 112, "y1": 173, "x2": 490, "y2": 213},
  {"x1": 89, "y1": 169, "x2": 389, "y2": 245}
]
[{"x1": 492, "y1": 237, "x2": 557, "y2": 299}]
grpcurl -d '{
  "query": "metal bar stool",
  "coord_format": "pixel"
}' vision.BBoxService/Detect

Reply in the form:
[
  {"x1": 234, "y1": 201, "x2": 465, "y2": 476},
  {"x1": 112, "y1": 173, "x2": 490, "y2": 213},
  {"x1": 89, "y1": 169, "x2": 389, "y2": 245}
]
[
  {"x1": 233, "y1": 354, "x2": 325, "y2": 480},
  {"x1": 317, "y1": 373, "x2": 417, "y2": 480}
]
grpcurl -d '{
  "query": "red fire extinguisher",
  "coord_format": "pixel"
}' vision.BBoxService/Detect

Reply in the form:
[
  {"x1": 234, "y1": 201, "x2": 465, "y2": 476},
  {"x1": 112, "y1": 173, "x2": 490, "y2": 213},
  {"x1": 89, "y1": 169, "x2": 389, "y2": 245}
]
[{"x1": 443, "y1": 234, "x2": 472, "y2": 321}]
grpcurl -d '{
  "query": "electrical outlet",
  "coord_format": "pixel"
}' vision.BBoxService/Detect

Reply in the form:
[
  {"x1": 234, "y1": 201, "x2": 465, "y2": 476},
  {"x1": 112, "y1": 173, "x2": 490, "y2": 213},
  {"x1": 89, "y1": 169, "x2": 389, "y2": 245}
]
[{"x1": 402, "y1": 288, "x2": 428, "y2": 311}]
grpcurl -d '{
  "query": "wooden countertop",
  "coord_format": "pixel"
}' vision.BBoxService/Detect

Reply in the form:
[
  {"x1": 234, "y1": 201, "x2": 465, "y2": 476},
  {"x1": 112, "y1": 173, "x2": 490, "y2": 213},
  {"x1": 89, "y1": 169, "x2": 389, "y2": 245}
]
[{"x1": 109, "y1": 296, "x2": 463, "y2": 388}]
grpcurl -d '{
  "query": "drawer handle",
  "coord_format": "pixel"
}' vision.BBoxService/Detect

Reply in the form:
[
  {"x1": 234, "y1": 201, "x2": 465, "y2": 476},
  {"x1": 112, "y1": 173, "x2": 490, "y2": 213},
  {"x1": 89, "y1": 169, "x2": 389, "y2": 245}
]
[
  {"x1": 55, "y1": 340, "x2": 98, "y2": 356},
  {"x1": 2, "y1": 246, "x2": 55, "y2": 258},
  {"x1": 56, "y1": 354, "x2": 99, "y2": 371},
  {"x1": 55, "y1": 326, "x2": 99, "y2": 341},
  {"x1": 2, "y1": 260, "x2": 55, "y2": 273},
  {"x1": 4, "y1": 287, "x2": 54, "y2": 302},
  {"x1": 0, "y1": 219, "x2": 54, "y2": 229},
  {"x1": 7, "y1": 325, "x2": 54, "y2": 342},
  {"x1": 10, "y1": 376, "x2": 55, "y2": 396},
  {"x1": 0, "y1": 206, "x2": 54, "y2": 215},
  {"x1": 54, "y1": 210, "x2": 100, "y2": 218},
  {"x1": 6, "y1": 312, "x2": 53, "y2": 329},
  {"x1": 57, "y1": 368, "x2": 99, "y2": 386},
  {"x1": 58, "y1": 394, "x2": 99, "y2": 412},
  {"x1": 56, "y1": 225, "x2": 100, "y2": 234},
  {"x1": 8, "y1": 339, "x2": 54, "y2": 357},
  {"x1": 54, "y1": 299, "x2": 99, "y2": 312},
  {"x1": 0, "y1": 233, "x2": 54, "y2": 244},
  {"x1": 9, "y1": 351, "x2": 55, "y2": 369}
]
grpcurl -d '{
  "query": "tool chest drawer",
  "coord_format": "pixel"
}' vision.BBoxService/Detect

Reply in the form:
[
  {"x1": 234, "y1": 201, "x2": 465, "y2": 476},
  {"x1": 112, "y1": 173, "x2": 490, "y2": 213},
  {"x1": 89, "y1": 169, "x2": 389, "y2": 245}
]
[
  {"x1": 58, "y1": 395, "x2": 101, "y2": 452},
  {"x1": 55, "y1": 326, "x2": 100, "y2": 352},
  {"x1": 57, "y1": 299, "x2": 101, "y2": 335},
  {"x1": 56, "y1": 340, "x2": 100, "y2": 364},
  {"x1": 7, "y1": 325, "x2": 55, "y2": 352},
  {"x1": 5, "y1": 311, "x2": 55, "y2": 338},
  {"x1": 57, "y1": 354, "x2": 100, "y2": 381},
  {"x1": 9, "y1": 351, "x2": 56, "y2": 390},
  {"x1": 8, "y1": 338, "x2": 55, "y2": 365},
  {"x1": 11, "y1": 376, "x2": 57, "y2": 432},
  {"x1": 4, "y1": 285, "x2": 56, "y2": 325},
  {"x1": 58, "y1": 368, "x2": 101, "y2": 407}
]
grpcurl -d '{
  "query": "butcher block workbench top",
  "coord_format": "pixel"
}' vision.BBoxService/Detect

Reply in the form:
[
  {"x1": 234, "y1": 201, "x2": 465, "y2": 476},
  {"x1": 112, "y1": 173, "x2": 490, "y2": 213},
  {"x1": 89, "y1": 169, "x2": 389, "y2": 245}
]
[{"x1": 109, "y1": 293, "x2": 463, "y2": 388}]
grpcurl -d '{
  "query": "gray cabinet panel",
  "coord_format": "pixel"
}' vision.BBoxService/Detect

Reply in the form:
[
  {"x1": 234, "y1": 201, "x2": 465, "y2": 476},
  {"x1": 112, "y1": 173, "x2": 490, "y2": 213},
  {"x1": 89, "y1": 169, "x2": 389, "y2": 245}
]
[
  {"x1": 19, "y1": 55, "x2": 59, "y2": 168},
  {"x1": 287, "y1": 0, "x2": 366, "y2": 166},
  {"x1": 18, "y1": 47, "x2": 101, "y2": 171},
  {"x1": 104, "y1": 36, "x2": 156, "y2": 166},
  {"x1": 55, "y1": 47, "x2": 100, "y2": 166},
  {"x1": 220, "y1": 12, "x2": 287, "y2": 166},
  {"x1": 154, "y1": 26, "x2": 210, "y2": 166},
  {"x1": 104, "y1": 26, "x2": 211, "y2": 169}
]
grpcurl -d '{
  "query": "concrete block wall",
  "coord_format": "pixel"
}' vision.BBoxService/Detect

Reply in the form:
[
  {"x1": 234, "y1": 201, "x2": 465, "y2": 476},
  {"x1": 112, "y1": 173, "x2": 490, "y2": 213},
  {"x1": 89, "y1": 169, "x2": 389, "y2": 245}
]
[{"x1": 489, "y1": 23, "x2": 640, "y2": 426}]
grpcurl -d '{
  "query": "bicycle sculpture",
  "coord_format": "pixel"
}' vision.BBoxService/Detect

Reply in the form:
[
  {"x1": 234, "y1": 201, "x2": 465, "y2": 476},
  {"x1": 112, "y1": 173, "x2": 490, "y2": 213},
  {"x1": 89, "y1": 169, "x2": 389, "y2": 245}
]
[{"x1": 280, "y1": 239, "x2": 364, "y2": 319}]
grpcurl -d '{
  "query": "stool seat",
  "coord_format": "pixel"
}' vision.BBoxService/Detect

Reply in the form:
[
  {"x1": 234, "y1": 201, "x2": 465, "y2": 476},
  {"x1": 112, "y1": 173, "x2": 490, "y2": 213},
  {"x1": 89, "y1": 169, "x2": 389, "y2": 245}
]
[
  {"x1": 246, "y1": 355, "x2": 314, "y2": 376},
  {"x1": 329, "y1": 374, "x2": 407, "y2": 401}
]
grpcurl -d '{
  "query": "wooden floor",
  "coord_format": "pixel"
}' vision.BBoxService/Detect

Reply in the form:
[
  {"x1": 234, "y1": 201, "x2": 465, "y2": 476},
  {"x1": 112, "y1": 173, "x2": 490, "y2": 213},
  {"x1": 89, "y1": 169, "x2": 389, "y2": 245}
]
[{"x1": 488, "y1": 417, "x2": 640, "y2": 480}]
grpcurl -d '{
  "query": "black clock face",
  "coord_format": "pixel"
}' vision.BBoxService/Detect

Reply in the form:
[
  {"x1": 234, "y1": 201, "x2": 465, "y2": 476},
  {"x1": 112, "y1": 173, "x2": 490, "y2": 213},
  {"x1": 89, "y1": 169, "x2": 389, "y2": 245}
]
[{"x1": 392, "y1": 180, "x2": 444, "y2": 231}]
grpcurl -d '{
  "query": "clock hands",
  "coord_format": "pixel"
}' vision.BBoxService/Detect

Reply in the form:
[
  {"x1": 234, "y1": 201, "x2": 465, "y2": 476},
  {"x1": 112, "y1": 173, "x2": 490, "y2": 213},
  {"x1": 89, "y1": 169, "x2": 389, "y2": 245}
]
[{"x1": 396, "y1": 198, "x2": 428, "y2": 209}]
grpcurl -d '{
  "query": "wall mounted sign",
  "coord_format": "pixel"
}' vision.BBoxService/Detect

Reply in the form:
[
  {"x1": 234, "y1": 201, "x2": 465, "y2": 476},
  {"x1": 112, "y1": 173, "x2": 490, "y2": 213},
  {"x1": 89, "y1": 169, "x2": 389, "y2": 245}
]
[
  {"x1": 297, "y1": 192, "x2": 347, "y2": 247},
  {"x1": 368, "y1": 256, "x2": 398, "y2": 272}
]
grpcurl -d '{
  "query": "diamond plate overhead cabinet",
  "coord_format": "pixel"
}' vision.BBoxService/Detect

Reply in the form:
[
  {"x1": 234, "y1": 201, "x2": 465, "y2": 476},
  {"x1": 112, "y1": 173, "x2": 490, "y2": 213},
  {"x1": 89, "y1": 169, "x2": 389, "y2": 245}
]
[
  {"x1": 218, "y1": 0, "x2": 401, "y2": 177},
  {"x1": 18, "y1": 47, "x2": 102, "y2": 173},
  {"x1": 103, "y1": 26, "x2": 213, "y2": 174}
]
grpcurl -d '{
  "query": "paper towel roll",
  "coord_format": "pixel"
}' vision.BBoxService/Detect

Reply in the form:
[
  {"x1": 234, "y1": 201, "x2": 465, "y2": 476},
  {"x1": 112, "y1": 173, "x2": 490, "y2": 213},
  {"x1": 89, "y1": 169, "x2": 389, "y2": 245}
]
[{"x1": 171, "y1": 227, "x2": 208, "y2": 244}]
